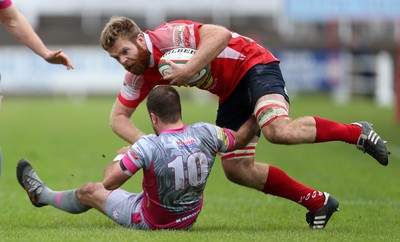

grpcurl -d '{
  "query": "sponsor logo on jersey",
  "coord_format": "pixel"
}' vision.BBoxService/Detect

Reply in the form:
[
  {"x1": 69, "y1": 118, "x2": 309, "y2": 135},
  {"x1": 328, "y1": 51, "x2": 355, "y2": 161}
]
[
  {"x1": 176, "y1": 139, "x2": 198, "y2": 149},
  {"x1": 217, "y1": 127, "x2": 229, "y2": 147},
  {"x1": 112, "y1": 209, "x2": 119, "y2": 221},
  {"x1": 175, "y1": 210, "x2": 200, "y2": 223},
  {"x1": 173, "y1": 26, "x2": 184, "y2": 47},
  {"x1": 129, "y1": 150, "x2": 139, "y2": 159}
]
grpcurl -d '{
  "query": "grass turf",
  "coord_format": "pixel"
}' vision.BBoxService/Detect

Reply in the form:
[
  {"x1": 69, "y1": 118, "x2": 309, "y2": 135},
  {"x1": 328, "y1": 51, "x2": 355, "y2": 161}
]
[{"x1": 0, "y1": 93, "x2": 399, "y2": 241}]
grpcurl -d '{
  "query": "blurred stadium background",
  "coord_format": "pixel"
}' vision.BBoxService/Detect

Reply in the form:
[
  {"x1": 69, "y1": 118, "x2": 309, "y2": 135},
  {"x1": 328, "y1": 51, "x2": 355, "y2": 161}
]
[{"x1": 0, "y1": 0, "x2": 399, "y2": 119}]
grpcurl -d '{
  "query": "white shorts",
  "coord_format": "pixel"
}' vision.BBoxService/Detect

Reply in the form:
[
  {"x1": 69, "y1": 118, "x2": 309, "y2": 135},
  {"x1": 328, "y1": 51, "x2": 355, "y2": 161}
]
[{"x1": 105, "y1": 189, "x2": 150, "y2": 230}]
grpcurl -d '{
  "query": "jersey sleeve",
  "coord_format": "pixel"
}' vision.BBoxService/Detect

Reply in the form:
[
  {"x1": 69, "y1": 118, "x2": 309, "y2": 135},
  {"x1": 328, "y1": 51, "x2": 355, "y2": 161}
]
[
  {"x1": 221, "y1": 127, "x2": 235, "y2": 152},
  {"x1": 0, "y1": 0, "x2": 12, "y2": 9},
  {"x1": 120, "y1": 136, "x2": 155, "y2": 176},
  {"x1": 149, "y1": 20, "x2": 203, "y2": 52},
  {"x1": 117, "y1": 72, "x2": 154, "y2": 108},
  {"x1": 217, "y1": 126, "x2": 235, "y2": 152},
  {"x1": 120, "y1": 154, "x2": 140, "y2": 177},
  {"x1": 202, "y1": 123, "x2": 235, "y2": 153},
  {"x1": 120, "y1": 141, "x2": 146, "y2": 176}
]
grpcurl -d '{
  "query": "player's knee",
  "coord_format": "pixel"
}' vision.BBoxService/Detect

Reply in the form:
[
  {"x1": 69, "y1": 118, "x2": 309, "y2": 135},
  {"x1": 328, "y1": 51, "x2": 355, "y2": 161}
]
[
  {"x1": 254, "y1": 100, "x2": 291, "y2": 143},
  {"x1": 220, "y1": 145, "x2": 256, "y2": 183},
  {"x1": 262, "y1": 124, "x2": 282, "y2": 143},
  {"x1": 221, "y1": 158, "x2": 256, "y2": 185},
  {"x1": 77, "y1": 182, "x2": 101, "y2": 199},
  {"x1": 221, "y1": 159, "x2": 238, "y2": 181},
  {"x1": 261, "y1": 118, "x2": 293, "y2": 144}
]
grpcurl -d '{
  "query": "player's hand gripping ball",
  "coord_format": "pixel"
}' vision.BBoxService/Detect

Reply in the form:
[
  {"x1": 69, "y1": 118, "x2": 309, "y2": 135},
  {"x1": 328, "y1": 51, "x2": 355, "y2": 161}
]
[{"x1": 158, "y1": 48, "x2": 211, "y2": 86}]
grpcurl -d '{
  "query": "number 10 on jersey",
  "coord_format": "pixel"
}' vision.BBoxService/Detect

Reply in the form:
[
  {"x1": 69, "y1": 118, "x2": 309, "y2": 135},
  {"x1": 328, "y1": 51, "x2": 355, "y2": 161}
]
[{"x1": 168, "y1": 152, "x2": 210, "y2": 190}]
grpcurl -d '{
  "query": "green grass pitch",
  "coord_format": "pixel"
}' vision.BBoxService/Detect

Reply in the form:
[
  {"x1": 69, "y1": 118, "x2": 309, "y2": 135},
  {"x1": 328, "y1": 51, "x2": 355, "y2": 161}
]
[{"x1": 0, "y1": 93, "x2": 399, "y2": 241}]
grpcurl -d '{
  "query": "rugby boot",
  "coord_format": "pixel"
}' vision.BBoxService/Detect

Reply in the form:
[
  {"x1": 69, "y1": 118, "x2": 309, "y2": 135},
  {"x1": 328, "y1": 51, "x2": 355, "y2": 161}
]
[
  {"x1": 306, "y1": 192, "x2": 339, "y2": 229},
  {"x1": 16, "y1": 159, "x2": 47, "y2": 207},
  {"x1": 353, "y1": 122, "x2": 389, "y2": 166}
]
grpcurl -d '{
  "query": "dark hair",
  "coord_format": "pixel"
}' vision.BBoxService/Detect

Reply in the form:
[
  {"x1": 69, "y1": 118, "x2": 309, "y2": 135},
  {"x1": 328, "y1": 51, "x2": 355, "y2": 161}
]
[{"x1": 146, "y1": 86, "x2": 182, "y2": 123}]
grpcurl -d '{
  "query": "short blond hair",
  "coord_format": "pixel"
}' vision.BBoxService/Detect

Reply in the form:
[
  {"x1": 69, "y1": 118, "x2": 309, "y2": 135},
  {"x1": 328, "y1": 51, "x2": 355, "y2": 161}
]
[{"x1": 100, "y1": 16, "x2": 143, "y2": 51}]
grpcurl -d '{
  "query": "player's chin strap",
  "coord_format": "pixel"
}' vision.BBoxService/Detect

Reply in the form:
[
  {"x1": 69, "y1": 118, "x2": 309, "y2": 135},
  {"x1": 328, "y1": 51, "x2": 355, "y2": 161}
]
[
  {"x1": 254, "y1": 100, "x2": 289, "y2": 129},
  {"x1": 220, "y1": 142, "x2": 257, "y2": 161}
]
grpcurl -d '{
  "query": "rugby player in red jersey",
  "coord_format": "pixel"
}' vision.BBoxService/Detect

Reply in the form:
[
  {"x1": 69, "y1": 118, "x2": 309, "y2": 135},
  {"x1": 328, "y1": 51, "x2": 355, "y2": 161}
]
[{"x1": 99, "y1": 16, "x2": 389, "y2": 228}]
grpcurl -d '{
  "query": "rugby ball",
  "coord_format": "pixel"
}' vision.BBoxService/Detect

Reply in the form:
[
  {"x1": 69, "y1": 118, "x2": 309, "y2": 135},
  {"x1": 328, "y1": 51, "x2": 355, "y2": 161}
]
[{"x1": 158, "y1": 48, "x2": 210, "y2": 84}]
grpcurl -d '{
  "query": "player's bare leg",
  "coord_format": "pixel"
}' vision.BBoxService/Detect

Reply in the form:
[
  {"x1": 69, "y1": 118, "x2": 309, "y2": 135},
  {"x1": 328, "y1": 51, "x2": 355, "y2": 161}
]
[
  {"x1": 220, "y1": 142, "x2": 268, "y2": 191},
  {"x1": 255, "y1": 94, "x2": 389, "y2": 165},
  {"x1": 76, "y1": 182, "x2": 112, "y2": 213}
]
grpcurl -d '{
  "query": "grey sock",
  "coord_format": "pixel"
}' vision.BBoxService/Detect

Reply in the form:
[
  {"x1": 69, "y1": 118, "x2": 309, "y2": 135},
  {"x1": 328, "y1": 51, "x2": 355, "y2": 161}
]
[{"x1": 37, "y1": 187, "x2": 90, "y2": 214}]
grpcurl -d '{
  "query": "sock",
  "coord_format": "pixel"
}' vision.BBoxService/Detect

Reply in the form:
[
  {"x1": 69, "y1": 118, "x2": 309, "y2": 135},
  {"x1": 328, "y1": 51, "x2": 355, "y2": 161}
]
[
  {"x1": 313, "y1": 116, "x2": 361, "y2": 144},
  {"x1": 263, "y1": 166, "x2": 325, "y2": 212},
  {"x1": 37, "y1": 187, "x2": 90, "y2": 214}
]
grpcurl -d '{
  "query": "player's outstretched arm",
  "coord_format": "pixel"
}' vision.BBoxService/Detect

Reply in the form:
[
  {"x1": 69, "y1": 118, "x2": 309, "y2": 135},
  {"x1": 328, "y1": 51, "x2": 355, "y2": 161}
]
[
  {"x1": 110, "y1": 98, "x2": 146, "y2": 144},
  {"x1": 0, "y1": 4, "x2": 73, "y2": 69}
]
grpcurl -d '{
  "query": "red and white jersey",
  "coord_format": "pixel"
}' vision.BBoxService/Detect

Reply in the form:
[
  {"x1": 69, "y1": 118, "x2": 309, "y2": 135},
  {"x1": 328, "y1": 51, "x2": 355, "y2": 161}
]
[
  {"x1": 118, "y1": 20, "x2": 279, "y2": 108},
  {"x1": 0, "y1": 0, "x2": 12, "y2": 9}
]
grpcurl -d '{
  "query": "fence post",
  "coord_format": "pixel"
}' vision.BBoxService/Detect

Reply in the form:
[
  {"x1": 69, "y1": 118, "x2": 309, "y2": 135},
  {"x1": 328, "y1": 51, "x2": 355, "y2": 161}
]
[{"x1": 375, "y1": 51, "x2": 394, "y2": 107}]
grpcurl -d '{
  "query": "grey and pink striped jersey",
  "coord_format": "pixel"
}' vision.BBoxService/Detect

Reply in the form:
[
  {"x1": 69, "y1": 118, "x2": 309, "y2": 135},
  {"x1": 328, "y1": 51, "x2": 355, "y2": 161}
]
[{"x1": 120, "y1": 122, "x2": 235, "y2": 229}]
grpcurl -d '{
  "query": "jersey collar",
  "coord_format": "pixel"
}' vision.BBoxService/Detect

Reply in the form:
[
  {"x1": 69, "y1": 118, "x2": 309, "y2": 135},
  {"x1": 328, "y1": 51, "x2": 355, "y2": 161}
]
[
  {"x1": 159, "y1": 125, "x2": 188, "y2": 135},
  {"x1": 143, "y1": 33, "x2": 154, "y2": 68}
]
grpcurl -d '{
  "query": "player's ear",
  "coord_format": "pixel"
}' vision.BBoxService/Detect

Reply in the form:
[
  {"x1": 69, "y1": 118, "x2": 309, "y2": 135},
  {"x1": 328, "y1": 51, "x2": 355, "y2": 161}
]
[
  {"x1": 149, "y1": 112, "x2": 157, "y2": 125},
  {"x1": 136, "y1": 34, "x2": 146, "y2": 48}
]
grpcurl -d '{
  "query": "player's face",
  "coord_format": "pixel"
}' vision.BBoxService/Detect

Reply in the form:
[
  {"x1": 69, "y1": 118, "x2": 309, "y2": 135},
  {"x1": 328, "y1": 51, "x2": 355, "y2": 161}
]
[{"x1": 109, "y1": 37, "x2": 150, "y2": 75}]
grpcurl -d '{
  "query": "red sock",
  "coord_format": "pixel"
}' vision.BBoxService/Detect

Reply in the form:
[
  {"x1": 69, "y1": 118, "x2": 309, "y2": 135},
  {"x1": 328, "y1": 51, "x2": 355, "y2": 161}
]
[
  {"x1": 313, "y1": 116, "x2": 361, "y2": 144},
  {"x1": 263, "y1": 166, "x2": 325, "y2": 212}
]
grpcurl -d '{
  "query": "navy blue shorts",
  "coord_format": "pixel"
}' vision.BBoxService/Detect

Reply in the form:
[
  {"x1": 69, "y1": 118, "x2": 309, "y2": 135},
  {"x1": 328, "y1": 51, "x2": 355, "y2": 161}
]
[{"x1": 216, "y1": 62, "x2": 290, "y2": 132}]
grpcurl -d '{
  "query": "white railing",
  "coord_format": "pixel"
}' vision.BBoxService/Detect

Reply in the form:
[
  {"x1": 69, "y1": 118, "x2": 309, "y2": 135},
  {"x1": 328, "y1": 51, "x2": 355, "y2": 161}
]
[{"x1": 14, "y1": 0, "x2": 282, "y2": 29}]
